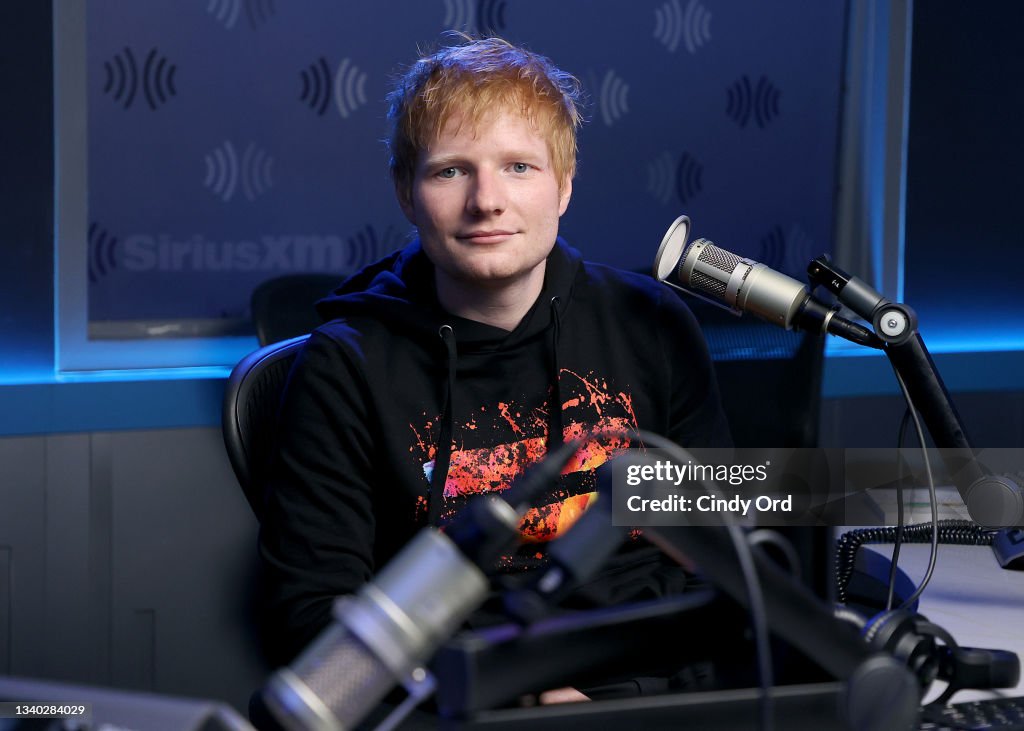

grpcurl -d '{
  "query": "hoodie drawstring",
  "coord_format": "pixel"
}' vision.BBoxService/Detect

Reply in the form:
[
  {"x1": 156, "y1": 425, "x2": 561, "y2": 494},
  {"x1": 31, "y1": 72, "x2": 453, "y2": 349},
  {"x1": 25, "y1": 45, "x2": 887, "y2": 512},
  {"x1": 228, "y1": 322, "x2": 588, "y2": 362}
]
[
  {"x1": 430, "y1": 324, "x2": 457, "y2": 526},
  {"x1": 547, "y1": 297, "x2": 565, "y2": 453},
  {"x1": 428, "y1": 302, "x2": 566, "y2": 527}
]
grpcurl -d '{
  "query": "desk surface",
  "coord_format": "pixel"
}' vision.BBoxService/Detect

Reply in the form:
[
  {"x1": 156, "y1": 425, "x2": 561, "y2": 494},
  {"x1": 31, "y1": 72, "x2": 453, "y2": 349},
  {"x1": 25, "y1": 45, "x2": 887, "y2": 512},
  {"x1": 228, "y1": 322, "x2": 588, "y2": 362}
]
[{"x1": 864, "y1": 541, "x2": 1024, "y2": 703}]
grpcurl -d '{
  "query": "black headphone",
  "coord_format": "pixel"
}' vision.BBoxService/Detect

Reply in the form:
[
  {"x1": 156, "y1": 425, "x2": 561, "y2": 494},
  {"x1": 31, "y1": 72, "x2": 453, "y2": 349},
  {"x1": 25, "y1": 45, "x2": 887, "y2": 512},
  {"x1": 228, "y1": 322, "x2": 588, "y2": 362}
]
[{"x1": 836, "y1": 606, "x2": 1020, "y2": 705}]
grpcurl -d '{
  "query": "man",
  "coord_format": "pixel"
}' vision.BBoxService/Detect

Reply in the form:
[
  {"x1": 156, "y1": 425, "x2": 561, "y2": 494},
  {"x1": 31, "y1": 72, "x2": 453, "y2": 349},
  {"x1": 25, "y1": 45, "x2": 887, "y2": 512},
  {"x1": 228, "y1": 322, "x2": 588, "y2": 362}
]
[{"x1": 258, "y1": 36, "x2": 731, "y2": 669}]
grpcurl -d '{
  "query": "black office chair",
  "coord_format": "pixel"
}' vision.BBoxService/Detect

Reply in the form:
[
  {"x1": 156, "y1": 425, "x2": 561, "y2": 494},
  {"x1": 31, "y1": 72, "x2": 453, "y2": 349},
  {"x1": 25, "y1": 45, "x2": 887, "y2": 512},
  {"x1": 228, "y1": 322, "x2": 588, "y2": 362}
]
[
  {"x1": 222, "y1": 334, "x2": 310, "y2": 520},
  {"x1": 686, "y1": 298, "x2": 825, "y2": 448},
  {"x1": 250, "y1": 273, "x2": 341, "y2": 346}
]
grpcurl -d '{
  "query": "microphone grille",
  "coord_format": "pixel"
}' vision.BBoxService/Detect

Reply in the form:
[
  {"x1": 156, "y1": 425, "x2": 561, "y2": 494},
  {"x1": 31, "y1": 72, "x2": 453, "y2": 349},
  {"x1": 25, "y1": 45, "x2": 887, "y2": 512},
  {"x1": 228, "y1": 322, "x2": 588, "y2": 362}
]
[
  {"x1": 693, "y1": 239, "x2": 743, "y2": 274},
  {"x1": 690, "y1": 270, "x2": 727, "y2": 298},
  {"x1": 681, "y1": 238, "x2": 742, "y2": 299},
  {"x1": 294, "y1": 629, "x2": 395, "y2": 727}
]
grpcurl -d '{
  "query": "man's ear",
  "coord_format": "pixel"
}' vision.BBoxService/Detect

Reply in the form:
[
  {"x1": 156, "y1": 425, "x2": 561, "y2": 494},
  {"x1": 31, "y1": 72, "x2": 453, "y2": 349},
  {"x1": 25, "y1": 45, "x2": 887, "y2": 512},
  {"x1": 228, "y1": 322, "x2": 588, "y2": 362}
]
[{"x1": 558, "y1": 175, "x2": 573, "y2": 216}]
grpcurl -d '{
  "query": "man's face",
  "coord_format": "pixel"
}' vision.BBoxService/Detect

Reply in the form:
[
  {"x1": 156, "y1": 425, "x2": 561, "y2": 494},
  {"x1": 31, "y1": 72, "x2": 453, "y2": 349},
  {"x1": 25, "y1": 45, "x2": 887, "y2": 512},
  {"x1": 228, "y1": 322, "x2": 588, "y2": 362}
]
[{"x1": 400, "y1": 107, "x2": 572, "y2": 290}]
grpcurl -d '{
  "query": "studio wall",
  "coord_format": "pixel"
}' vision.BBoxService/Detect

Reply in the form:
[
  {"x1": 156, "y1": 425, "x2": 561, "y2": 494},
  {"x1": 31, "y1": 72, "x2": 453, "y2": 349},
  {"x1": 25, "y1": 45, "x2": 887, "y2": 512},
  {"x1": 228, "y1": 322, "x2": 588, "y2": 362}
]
[{"x1": 80, "y1": 0, "x2": 846, "y2": 342}]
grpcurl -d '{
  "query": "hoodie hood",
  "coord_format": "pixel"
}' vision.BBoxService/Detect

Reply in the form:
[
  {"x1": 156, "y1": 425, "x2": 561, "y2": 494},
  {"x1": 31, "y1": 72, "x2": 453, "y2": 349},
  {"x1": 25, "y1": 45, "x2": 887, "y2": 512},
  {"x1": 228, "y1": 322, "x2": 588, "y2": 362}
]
[{"x1": 315, "y1": 237, "x2": 582, "y2": 348}]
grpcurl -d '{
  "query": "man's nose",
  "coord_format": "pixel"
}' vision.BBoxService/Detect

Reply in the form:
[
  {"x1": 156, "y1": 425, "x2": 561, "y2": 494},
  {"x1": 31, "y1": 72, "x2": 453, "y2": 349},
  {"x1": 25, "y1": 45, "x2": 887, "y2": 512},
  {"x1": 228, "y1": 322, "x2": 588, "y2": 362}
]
[{"x1": 467, "y1": 170, "x2": 506, "y2": 215}]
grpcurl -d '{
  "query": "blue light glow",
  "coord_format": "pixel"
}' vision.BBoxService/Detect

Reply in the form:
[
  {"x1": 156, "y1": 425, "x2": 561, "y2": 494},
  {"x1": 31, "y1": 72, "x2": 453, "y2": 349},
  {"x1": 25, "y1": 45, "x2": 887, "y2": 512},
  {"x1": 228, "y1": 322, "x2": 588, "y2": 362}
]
[{"x1": 55, "y1": 365, "x2": 233, "y2": 383}]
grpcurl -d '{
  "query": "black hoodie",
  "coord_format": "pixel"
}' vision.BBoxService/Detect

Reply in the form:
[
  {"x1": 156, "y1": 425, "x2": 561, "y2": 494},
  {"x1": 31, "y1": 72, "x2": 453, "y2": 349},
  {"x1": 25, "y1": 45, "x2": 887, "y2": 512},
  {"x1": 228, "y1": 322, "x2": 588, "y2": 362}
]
[{"x1": 258, "y1": 238, "x2": 731, "y2": 663}]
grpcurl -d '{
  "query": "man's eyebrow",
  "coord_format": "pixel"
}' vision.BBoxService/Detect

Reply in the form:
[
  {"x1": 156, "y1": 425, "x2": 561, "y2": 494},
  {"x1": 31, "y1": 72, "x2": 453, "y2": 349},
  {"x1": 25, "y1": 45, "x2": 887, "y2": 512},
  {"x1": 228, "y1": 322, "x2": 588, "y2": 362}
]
[
  {"x1": 498, "y1": 147, "x2": 547, "y2": 160},
  {"x1": 420, "y1": 154, "x2": 465, "y2": 168}
]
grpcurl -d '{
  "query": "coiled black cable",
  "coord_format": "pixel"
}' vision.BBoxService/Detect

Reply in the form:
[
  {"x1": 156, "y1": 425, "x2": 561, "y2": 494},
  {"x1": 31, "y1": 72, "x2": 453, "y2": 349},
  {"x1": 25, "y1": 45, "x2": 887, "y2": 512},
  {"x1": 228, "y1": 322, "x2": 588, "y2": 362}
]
[{"x1": 834, "y1": 520, "x2": 998, "y2": 604}]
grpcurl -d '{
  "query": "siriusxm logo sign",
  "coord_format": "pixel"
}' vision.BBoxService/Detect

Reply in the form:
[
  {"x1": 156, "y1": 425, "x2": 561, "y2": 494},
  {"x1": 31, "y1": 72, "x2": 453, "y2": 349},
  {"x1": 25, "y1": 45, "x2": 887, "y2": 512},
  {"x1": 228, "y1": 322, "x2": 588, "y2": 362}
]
[{"x1": 121, "y1": 233, "x2": 381, "y2": 272}]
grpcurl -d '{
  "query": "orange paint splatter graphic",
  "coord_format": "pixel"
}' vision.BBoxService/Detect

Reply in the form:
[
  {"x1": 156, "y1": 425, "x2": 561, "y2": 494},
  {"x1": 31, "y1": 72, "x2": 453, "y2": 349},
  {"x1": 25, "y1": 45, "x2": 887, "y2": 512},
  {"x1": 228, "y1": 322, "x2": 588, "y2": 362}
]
[
  {"x1": 413, "y1": 495, "x2": 428, "y2": 521},
  {"x1": 498, "y1": 402, "x2": 526, "y2": 437},
  {"x1": 561, "y1": 369, "x2": 638, "y2": 422},
  {"x1": 519, "y1": 491, "x2": 598, "y2": 543},
  {"x1": 562, "y1": 418, "x2": 636, "y2": 472},
  {"x1": 408, "y1": 422, "x2": 435, "y2": 460},
  {"x1": 443, "y1": 436, "x2": 548, "y2": 498},
  {"x1": 410, "y1": 369, "x2": 639, "y2": 544},
  {"x1": 440, "y1": 415, "x2": 635, "y2": 501}
]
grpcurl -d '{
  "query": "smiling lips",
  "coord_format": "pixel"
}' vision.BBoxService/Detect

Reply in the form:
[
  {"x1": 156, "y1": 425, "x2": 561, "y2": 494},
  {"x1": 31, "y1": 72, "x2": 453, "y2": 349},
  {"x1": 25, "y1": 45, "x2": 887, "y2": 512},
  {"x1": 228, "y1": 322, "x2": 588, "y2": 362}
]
[{"x1": 457, "y1": 230, "x2": 518, "y2": 244}]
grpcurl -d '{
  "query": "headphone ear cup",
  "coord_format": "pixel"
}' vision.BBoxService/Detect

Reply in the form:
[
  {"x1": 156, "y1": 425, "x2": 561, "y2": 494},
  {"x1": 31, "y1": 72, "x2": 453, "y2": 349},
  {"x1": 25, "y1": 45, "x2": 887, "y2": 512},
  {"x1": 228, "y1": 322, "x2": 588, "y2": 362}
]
[{"x1": 862, "y1": 610, "x2": 940, "y2": 689}]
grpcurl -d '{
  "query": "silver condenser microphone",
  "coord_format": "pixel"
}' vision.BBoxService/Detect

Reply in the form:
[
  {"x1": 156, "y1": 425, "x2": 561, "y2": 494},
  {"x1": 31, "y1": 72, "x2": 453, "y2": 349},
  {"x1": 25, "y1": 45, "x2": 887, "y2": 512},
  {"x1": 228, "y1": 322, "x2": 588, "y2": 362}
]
[
  {"x1": 262, "y1": 527, "x2": 495, "y2": 731},
  {"x1": 654, "y1": 215, "x2": 810, "y2": 330}
]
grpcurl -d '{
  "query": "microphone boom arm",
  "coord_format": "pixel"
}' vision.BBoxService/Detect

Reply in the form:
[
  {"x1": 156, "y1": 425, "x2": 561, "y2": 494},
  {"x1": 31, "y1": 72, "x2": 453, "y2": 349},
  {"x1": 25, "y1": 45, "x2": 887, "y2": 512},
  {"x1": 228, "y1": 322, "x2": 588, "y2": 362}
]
[{"x1": 807, "y1": 256, "x2": 1024, "y2": 527}]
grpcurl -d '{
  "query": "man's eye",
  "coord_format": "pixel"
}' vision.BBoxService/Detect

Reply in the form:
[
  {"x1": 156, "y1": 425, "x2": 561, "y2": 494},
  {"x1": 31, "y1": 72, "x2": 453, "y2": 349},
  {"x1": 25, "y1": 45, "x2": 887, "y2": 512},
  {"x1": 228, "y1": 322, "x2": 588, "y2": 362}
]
[
  {"x1": 437, "y1": 167, "x2": 459, "y2": 179},
  {"x1": 511, "y1": 162, "x2": 530, "y2": 173}
]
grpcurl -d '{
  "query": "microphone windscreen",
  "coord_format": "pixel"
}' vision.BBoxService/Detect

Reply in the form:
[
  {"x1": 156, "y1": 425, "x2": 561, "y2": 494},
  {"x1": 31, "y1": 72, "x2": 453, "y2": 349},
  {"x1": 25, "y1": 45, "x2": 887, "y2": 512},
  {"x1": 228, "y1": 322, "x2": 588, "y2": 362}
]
[{"x1": 653, "y1": 214, "x2": 691, "y2": 281}]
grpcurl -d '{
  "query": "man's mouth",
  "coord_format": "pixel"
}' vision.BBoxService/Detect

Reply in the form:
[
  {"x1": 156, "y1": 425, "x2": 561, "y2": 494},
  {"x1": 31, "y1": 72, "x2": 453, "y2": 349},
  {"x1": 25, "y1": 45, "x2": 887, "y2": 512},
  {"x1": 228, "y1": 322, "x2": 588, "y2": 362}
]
[{"x1": 457, "y1": 230, "x2": 517, "y2": 243}]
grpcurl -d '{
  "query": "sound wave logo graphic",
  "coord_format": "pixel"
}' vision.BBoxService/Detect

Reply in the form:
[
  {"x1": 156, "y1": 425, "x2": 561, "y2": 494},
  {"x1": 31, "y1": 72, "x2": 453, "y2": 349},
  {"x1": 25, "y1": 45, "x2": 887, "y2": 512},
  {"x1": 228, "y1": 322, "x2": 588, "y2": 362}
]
[
  {"x1": 675, "y1": 152, "x2": 704, "y2": 204},
  {"x1": 300, "y1": 57, "x2": 367, "y2": 119},
  {"x1": 598, "y1": 69, "x2": 629, "y2": 126},
  {"x1": 442, "y1": 0, "x2": 508, "y2": 34},
  {"x1": 207, "y1": 0, "x2": 277, "y2": 30},
  {"x1": 646, "y1": 152, "x2": 675, "y2": 205},
  {"x1": 759, "y1": 223, "x2": 817, "y2": 277},
  {"x1": 300, "y1": 58, "x2": 333, "y2": 116},
  {"x1": 345, "y1": 224, "x2": 404, "y2": 271},
  {"x1": 334, "y1": 58, "x2": 368, "y2": 119},
  {"x1": 88, "y1": 222, "x2": 119, "y2": 283},
  {"x1": 207, "y1": 0, "x2": 241, "y2": 29},
  {"x1": 726, "y1": 75, "x2": 781, "y2": 129},
  {"x1": 654, "y1": 0, "x2": 711, "y2": 54},
  {"x1": 203, "y1": 141, "x2": 275, "y2": 203},
  {"x1": 102, "y1": 47, "x2": 178, "y2": 110}
]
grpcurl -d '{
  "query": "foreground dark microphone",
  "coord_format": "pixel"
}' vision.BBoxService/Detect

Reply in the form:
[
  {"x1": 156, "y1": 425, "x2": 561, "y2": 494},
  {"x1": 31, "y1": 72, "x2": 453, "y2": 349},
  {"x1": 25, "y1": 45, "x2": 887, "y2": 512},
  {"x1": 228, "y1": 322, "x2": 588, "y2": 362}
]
[
  {"x1": 503, "y1": 462, "x2": 631, "y2": 623},
  {"x1": 260, "y1": 440, "x2": 582, "y2": 731},
  {"x1": 654, "y1": 215, "x2": 880, "y2": 347}
]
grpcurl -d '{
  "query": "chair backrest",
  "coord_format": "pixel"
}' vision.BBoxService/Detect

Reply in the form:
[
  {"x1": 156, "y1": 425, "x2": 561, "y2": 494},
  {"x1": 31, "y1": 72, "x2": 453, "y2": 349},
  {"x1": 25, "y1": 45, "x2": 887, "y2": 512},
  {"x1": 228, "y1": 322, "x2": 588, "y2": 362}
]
[
  {"x1": 686, "y1": 298, "x2": 825, "y2": 448},
  {"x1": 250, "y1": 273, "x2": 341, "y2": 346},
  {"x1": 222, "y1": 334, "x2": 310, "y2": 520}
]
